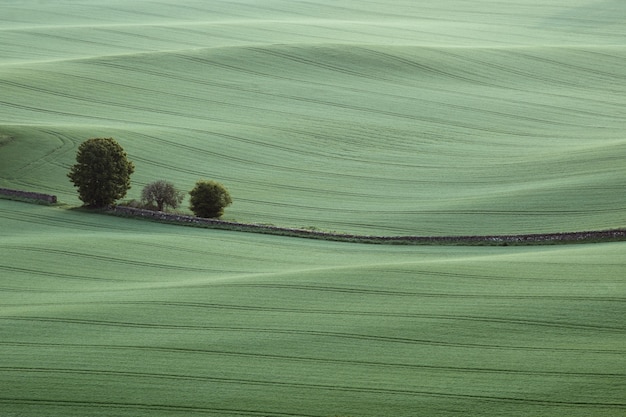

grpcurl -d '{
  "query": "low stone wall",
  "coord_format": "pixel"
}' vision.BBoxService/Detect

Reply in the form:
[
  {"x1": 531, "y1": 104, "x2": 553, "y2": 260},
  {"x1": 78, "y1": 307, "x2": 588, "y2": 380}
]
[
  {"x1": 0, "y1": 187, "x2": 57, "y2": 204},
  {"x1": 110, "y1": 206, "x2": 626, "y2": 246}
]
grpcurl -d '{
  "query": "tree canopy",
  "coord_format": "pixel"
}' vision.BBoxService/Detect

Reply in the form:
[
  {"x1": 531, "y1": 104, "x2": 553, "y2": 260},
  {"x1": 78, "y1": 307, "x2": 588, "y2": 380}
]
[
  {"x1": 68, "y1": 138, "x2": 134, "y2": 207},
  {"x1": 189, "y1": 180, "x2": 232, "y2": 218},
  {"x1": 141, "y1": 180, "x2": 185, "y2": 212}
]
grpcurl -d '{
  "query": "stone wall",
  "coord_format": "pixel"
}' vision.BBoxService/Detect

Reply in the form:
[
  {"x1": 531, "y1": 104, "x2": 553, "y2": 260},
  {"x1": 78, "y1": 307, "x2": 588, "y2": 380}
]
[
  {"x1": 0, "y1": 187, "x2": 57, "y2": 204},
  {"x1": 109, "y1": 206, "x2": 626, "y2": 245}
]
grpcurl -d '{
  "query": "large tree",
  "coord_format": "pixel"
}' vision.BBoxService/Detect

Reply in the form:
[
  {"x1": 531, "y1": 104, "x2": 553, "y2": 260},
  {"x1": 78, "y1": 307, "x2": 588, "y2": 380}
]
[
  {"x1": 141, "y1": 180, "x2": 185, "y2": 212},
  {"x1": 68, "y1": 138, "x2": 134, "y2": 207},
  {"x1": 189, "y1": 180, "x2": 232, "y2": 218}
]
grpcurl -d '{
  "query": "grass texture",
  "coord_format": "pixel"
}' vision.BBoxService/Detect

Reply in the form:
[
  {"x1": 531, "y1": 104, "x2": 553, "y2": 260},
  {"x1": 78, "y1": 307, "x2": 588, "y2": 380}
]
[
  {"x1": 1, "y1": 0, "x2": 625, "y2": 235},
  {"x1": 1, "y1": 200, "x2": 625, "y2": 416},
  {"x1": 1, "y1": 1, "x2": 625, "y2": 416}
]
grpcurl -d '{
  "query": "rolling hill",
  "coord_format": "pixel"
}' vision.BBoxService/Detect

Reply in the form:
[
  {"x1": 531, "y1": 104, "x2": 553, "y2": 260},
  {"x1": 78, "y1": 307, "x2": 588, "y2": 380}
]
[
  {"x1": 1, "y1": 0, "x2": 624, "y2": 235},
  {"x1": 1, "y1": 1, "x2": 625, "y2": 416},
  {"x1": 1, "y1": 200, "x2": 625, "y2": 416}
]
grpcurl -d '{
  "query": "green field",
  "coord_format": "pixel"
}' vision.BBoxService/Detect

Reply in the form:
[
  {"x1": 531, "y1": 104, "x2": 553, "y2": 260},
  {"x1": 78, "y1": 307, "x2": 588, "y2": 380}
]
[{"x1": 1, "y1": 1, "x2": 625, "y2": 416}]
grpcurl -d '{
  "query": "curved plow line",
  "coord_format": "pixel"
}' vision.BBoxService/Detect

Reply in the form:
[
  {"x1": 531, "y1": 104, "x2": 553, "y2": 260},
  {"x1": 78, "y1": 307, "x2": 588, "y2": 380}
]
[
  {"x1": 131, "y1": 154, "x2": 389, "y2": 199},
  {"x1": 4, "y1": 70, "x2": 433, "y2": 140},
  {"x1": 512, "y1": 49, "x2": 626, "y2": 82},
  {"x1": 354, "y1": 46, "x2": 624, "y2": 122},
  {"x1": 244, "y1": 46, "x2": 393, "y2": 82},
  {"x1": 132, "y1": 151, "x2": 502, "y2": 202},
  {"x1": 3, "y1": 341, "x2": 622, "y2": 378},
  {"x1": 0, "y1": 79, "x2": 238, "y2": 122},
  {"x1": 0, "y1": 99, "x2": 174, "y2": 126},
  {"x1": 2, "y1": 179, "x2": 73, "y2": 198},
  {"x1": 432, "y1": 48, "x2": 616, "y2": 92},
  {"x1": 0, "y1": 390, "x2": 623, "y2": 410},
  {"x1": 3, "y1": 317, "x2": 624, "y2": 354},
  {"x1": 132, "y1": 129, "x2": 346, "y2": 167},
  {"x1": 246, "y1": 75, "x2": 557, "y2": 136},
  {"x1": 3, "y1": 366, "x2": 626, "y2": 398},
  {"x1": 28, "y1": 59, "x2": 385, "y2": 136},
  {"x1": 347, "y1": 46, "x2": 626, "y2": 114},
  {"x1": 0, "y1": 208, "x2": 139, "y2": 231},
  {"x1": 213, "y1": 283, "x2": 626, "y2": 302},
  {"x1": 0, "y1": 286, "x2": 88, "y2": 293},
  {"x1": 330, "y1": 45, "x2": 622, "y2": 117},
  {"x1": 132, "y1": 301, "x2": 626, "y2": 332},
  {"x1": 431, "y1": 48, "x2": 626, "y2": 106},
  {"x1": 0, "y1": 265, "x2": 122, "y2": 282},
  {"x1": 8, "y1": 246, "x2": 242, "y2": 274},
  {"x1": 84, "y1": 47, "x2": 621, "y2": 129},
  {"x1": 0, "y1": 209, "x2": 130, "y2": 231},
  {"x1": 109, "y1": 238, "x2": 276, "y2": 264},
  {"x1": 173, "y1": 50, "x2": 587, "y2": 135},
  {"x1": 6, "y1": 129, "x2": 75, "y2": 177},
  {"x1": 48, "y1": 47, "x2": 618, "y2": 137},
  {"x1": 129, "y1": 141, "x2": 383, "y2": 184},
  {"x1": 131, "y1": 132, "x2": 434, "y2": 184},
  {"x1": 0, "y1": 398, "x2": 317, "y2": 417},
  {"x1": 94, "y1": 27, "x2": 203, "y2": 48},
  {"x1": 0, "y1": 81, "x2": 273, "y2": 129},
  {"x1": 17, "y1": 30, "x2": 140, "y2": 52},
  {"x1": 16, "y1": 300, "x2": 619, "y2": 333},
  {"x1": 378, "y1": 267, "x2": 583, "y2": 284}
]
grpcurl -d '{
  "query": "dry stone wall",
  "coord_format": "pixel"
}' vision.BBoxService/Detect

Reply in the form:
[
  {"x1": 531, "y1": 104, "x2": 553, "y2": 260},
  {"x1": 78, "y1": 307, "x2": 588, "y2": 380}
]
[
  {"x1": 0, "y1": 187, "x2": 57, "y2": 204},
  {"x1": 110, "y1": 206, "x2": 626, "y2": 246}
]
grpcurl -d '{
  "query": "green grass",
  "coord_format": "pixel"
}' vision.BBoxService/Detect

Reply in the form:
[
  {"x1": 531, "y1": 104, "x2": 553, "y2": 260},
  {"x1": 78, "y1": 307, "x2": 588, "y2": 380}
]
[
  {"x1": 1, "y1": 1, "x2": 625, "y2": 416},
  {"x1": 1, "y1": 200, "x2": 625, "y2": 416},
  {"x1": 1, "y1": 1, "x2": 625, "y2": 235}
]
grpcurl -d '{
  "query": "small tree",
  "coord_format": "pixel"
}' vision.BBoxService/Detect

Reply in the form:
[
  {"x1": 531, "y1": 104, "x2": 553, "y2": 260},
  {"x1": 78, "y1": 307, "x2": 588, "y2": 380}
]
[
  {"x1": 141, "y1": 180, "x2": 185, "y2": 212},
  {"x1": 68, "y1": 138, "x2": 134, "y2": 207},
  {"x1": 189, "y1": 180, "x2": 232, "y2": 218}
]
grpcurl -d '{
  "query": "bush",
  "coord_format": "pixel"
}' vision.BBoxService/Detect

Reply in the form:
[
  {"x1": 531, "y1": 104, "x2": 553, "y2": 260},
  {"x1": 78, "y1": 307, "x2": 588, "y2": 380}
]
[
  {"x1": 67, "y1": 138, "x2": 134, "y2": 207},
  {"x1": 141, "y1": 180, "x2": 185, "y2": 212},
  {"x1": 189, "y1": 180, "x2": 232, "y2": 218}
]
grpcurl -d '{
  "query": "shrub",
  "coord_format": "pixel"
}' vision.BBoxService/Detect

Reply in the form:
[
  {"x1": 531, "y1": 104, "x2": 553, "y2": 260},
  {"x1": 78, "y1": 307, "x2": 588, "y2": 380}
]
[
  {"x1": 68, "y1": 138, "x2": 134, "y2": 207},
  {"x1": 141, "y1": 180, "x2": 185, "y2": 212},
  {"x1": 189, "y1": 180, "x2": 232, "y2": 218}
]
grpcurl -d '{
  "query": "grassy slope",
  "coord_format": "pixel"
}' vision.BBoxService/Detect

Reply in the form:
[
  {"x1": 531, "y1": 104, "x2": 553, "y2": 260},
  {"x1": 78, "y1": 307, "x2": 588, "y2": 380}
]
[
  {"x1": 1, "y1": 200, "x2": 625, "y2": 416},
  {"x1": 1, "y1": 0, "x2": 624, "y2": 235},
  {"x1": 1, "y1": 1, "x2": 625, "y2": 416}
]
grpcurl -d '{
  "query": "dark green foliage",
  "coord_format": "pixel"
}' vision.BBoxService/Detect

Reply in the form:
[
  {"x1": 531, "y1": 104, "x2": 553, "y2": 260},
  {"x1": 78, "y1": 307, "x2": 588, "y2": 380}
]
[
  {"x1": 68, "y1": 138, "x2": 134, "y2": 207},
  {"x1": 141, "y1": 180, "x2": 185, "y2": 212},
  {"x1": 189, "y1": 180, "x2": 232, "y2": 218}
]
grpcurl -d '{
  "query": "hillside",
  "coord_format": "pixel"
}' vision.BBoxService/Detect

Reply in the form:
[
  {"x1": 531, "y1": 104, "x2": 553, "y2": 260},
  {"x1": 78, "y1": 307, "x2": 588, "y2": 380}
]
[
  {"x1": 1, "y1": 200, "x2": 625, "y2": 416},
  {"x1": 1, "y1": 0, "x2": 625, "y2": 235},
  {"x1": 1, "y1": 1, "x2": 625, "y2": 416}
]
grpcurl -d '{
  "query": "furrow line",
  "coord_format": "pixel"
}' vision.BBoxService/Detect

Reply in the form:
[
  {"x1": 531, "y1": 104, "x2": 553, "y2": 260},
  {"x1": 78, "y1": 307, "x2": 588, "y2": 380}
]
[
  {"x1": 354, "y1": 46, "x2": 607, "y2": 127},
  {"x1": 0, "y1": 398, "x2": 316, "y2": 417},
  {"x1": 514, "y1": 49, "x2": 626, "y2": 82},
  {"x1": 7, "y1": 246, "x2": 240, "y2": 274},
  {"x1": 213, "y1": 283, "x2": 626, "y2": 302},
  {"x1": 131, "y1": 132, "x2": 427, "y2": 184},
  {"x1": 20, "y1": 300, "x2": 621, "y2": 333},
  {"x1": 130, "y1": 155, "x2": 386, "y2": 199},
  {"x1": 245, "y1": 46, "x2": 392, "y2": 83},
  {"x1": 3, "y1": 342, "x2": 623, "y2": 378},
  {"x1": 0, "y1": 388, "x2": 623, "y2": 410},
  {"x1": 169, "y1": 50, "x2": 574, "y2": 136},
  {"x1": 0, "y1": 265, "x2": 121, "y2": 282},
  {"x1": 3, "y1": 317, "x2": 623, "y2": 354},
  {"x1": 2, "y1": 366, "x2": 626, "y2": 398},
  {"x1": 0, "y1": 208, "x2": 136, "y2": 231}
]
